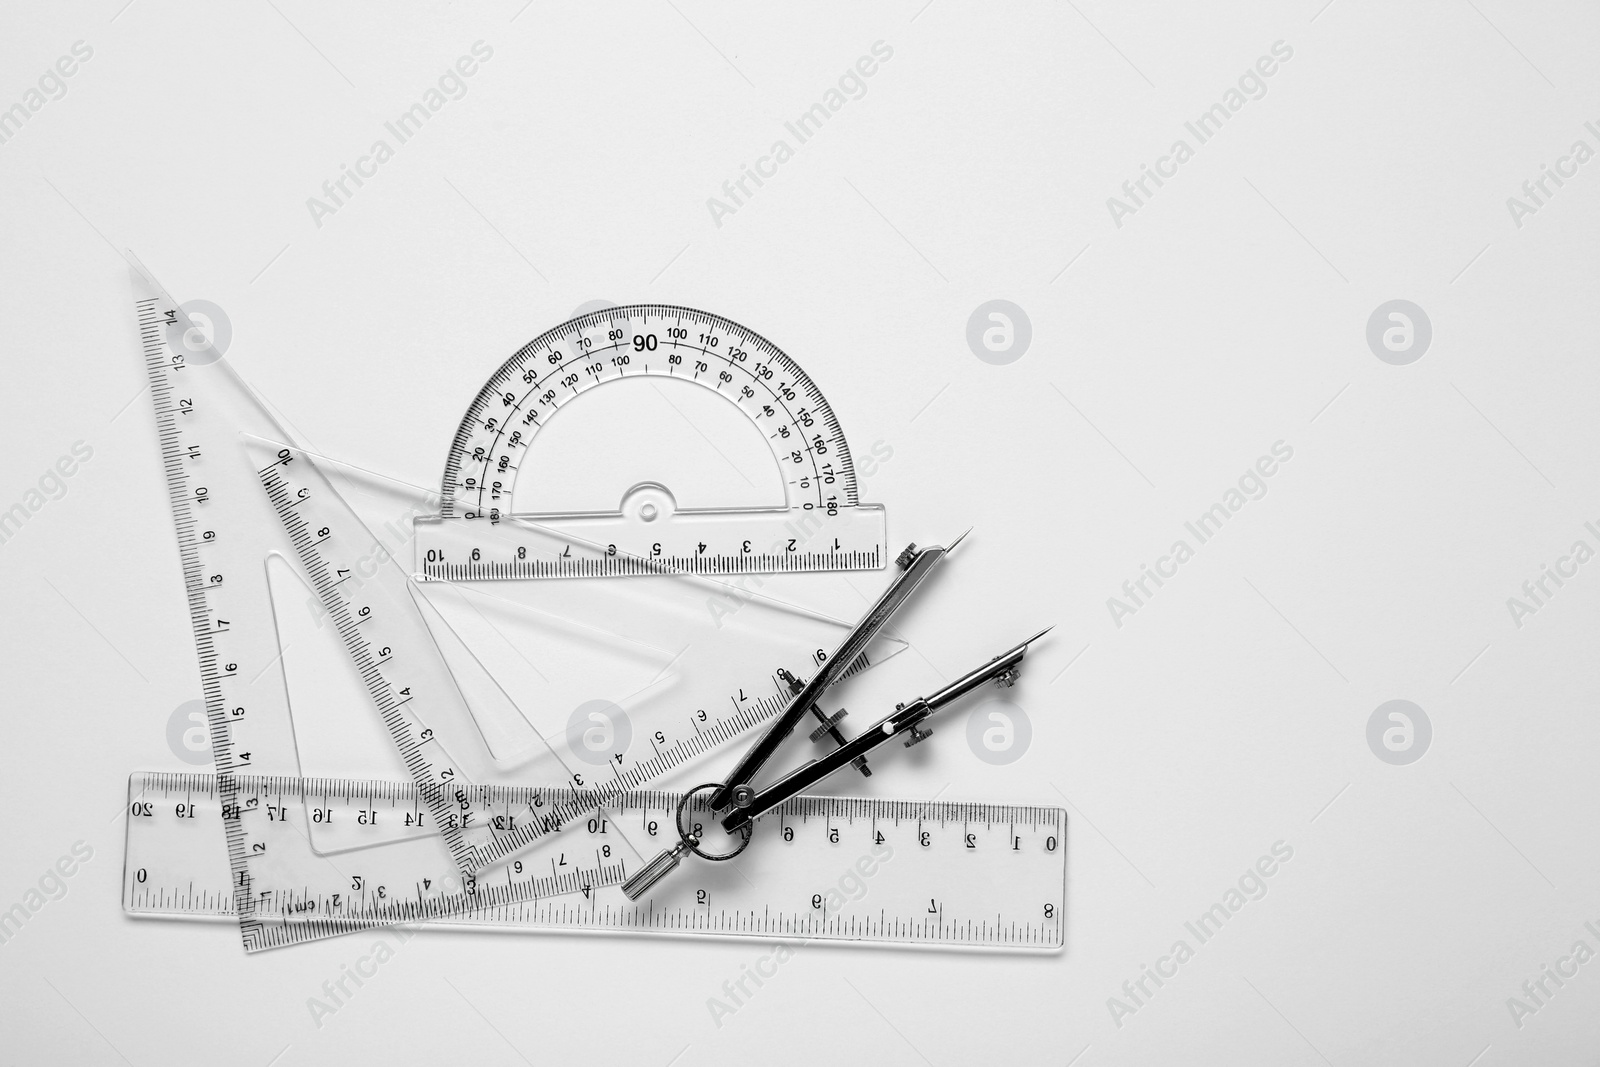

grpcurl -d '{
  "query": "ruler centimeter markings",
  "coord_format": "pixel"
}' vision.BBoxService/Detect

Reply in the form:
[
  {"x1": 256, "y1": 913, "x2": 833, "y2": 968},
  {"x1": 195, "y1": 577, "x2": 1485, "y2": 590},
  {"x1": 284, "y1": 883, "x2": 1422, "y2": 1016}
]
[
  {"x1": 136, "y1": 296, "x2": 263, "y2": 938},
  {"x1": 125, "y1": 773, "x2": 622, "y2": 951},
  {"x1": 125, "y1": 773, "x2": 1067, "y2": 951},
  {"x1": 419, "y1": 547, "x2": 885, "y2": 583}
]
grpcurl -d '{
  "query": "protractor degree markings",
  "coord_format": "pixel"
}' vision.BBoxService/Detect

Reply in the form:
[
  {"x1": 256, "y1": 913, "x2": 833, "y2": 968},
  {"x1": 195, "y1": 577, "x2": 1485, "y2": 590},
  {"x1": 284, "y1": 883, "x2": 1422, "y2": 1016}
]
[{"x1": 445, "y1": 307, "x2": 858, "y2": 518}]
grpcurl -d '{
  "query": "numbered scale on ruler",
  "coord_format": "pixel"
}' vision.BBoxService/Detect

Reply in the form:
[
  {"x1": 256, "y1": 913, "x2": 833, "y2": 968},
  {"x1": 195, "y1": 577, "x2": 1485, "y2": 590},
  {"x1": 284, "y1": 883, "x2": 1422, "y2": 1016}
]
[
  {"x1": 125, "y1": 772, "x2": 1067, "y2": 950},
  {"x1": 124, "y1": 773, "x2": 625, "y2": 949}
]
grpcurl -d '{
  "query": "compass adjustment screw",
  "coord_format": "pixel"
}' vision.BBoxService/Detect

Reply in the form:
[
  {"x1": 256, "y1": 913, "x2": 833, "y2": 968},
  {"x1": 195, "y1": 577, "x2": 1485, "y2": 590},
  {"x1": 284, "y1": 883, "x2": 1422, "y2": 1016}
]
[
  {"x1": 778, "y1": 668, "x2": 805, "y2": 694},
  {"x1": 808, "y1": 709, "x2": 849, "y2": 742},
  {"x1": 807, "y1": 706, "x2": 871, "y2": 777},
  {"x1": 895, "y1": 543, "x2": 918, "y2": 570},
  {"x1": 902, "y1": 724, "x2": 933, "y2": 748},
  {"x1": 995, "y1": 667, "x2": 1019, "y2": 688}
]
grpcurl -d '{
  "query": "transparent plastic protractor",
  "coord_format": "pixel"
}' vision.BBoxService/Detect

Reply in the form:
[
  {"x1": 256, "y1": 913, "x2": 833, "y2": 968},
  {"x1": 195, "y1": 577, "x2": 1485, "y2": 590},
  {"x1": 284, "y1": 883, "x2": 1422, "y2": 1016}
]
[{"x1": 422, "y1": 305, "x2": 888, "y2": 581}]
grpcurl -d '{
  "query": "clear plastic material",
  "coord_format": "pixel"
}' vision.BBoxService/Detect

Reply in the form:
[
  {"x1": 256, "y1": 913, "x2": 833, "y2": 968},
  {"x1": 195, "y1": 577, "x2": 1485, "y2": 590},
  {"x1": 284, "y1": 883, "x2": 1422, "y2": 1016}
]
[
  {"x1": 132, "y1": 273, "x2": 914, "y2": 950},
  {"x1": 124, "y1": 772, "x2": 1067, "y2": 951}
]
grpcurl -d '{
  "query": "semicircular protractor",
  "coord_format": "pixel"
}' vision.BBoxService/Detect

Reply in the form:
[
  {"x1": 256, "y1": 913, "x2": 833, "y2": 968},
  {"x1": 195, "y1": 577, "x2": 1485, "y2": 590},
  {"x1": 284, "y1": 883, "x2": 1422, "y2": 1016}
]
[{"x1": 416, "y1": 306, "x2": 887, "y2": 579}]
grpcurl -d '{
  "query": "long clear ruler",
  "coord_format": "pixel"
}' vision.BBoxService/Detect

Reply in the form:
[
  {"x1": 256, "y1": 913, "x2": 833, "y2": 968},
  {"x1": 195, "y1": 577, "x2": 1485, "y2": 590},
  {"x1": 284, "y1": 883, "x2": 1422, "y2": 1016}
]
[{"x1": 125, "y1": 772, "x2": 1067, "y2": 951}]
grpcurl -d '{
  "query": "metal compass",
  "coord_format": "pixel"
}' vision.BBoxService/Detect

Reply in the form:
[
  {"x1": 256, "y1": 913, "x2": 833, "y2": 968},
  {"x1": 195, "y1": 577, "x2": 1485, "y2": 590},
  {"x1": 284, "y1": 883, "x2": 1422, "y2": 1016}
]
[{"x1": 622, "y1": 535, "x2": 1050, "y2": 899}]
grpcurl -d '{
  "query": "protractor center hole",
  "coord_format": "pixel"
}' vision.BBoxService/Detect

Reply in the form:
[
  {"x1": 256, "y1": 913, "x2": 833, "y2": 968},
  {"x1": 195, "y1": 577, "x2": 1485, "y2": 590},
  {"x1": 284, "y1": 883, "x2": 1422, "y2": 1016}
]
[{"x1": 618, "y1": 483, "x2": 676, "y2": 523}]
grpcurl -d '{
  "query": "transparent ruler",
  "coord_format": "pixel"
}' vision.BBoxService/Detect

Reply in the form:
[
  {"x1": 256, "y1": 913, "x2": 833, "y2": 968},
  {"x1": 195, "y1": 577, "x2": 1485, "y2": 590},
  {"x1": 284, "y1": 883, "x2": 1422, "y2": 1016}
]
[{"x1": 124, "y1": 772, "x2": 1067, "y2": 951}]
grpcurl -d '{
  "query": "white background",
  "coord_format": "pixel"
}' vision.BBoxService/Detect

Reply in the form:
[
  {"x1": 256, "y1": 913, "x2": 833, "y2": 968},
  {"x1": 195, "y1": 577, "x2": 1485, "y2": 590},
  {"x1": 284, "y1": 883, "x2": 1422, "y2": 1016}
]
[{"x1": 2, "y1": 1, "x2": 1599, "y2": 1063}]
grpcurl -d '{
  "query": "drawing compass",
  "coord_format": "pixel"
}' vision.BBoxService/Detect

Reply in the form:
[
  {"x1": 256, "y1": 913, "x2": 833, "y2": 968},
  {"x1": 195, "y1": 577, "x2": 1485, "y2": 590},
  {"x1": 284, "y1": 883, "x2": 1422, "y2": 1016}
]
[{"x1": 622, "y1": 535, "x2": 1050, "y2": 899}]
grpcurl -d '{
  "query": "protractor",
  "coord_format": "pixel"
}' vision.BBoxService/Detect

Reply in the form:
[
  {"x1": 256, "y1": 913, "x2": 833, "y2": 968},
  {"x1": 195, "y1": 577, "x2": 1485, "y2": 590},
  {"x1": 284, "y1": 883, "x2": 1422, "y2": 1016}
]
[{"x1": 418, "y1": 305, "x2": 887, "y2": 579}]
